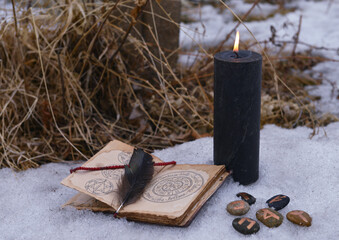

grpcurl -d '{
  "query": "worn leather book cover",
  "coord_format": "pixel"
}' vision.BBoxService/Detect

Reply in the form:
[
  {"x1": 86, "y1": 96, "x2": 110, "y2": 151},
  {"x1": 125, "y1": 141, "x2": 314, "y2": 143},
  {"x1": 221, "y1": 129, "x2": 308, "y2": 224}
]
[{"x1": 61, "y1": 140, "x2": 229, "y2": 226}]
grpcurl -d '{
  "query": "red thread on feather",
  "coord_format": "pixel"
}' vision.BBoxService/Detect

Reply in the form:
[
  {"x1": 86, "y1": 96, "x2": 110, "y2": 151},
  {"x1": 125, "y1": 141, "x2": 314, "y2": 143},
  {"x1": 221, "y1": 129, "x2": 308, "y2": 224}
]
[{"x1": 70, "y1": 161, "x2": 176, "y2": 174}]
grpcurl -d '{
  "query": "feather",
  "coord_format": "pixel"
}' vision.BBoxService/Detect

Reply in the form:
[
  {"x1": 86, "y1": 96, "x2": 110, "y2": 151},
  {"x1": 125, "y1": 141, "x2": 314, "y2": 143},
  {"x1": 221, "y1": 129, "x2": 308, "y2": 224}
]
[{"x1": 114, "y1": 148, "x2": 154, "y2": 216}]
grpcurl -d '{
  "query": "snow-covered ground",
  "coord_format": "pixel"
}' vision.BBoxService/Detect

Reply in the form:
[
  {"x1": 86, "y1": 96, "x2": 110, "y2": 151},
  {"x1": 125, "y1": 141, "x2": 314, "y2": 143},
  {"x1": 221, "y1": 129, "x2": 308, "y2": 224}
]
[
  {"x1": 1, "y1": 1, "x2": 338, "y2": 239},
  {"x1": 180, "y1": 0, "x2": 339, "y2": 116},
  {"x1": 306, "y1": 62, "x2": 339, "y2": 116},
  {"x1": 181, "y1": 0, "x2": 339, "y2": 59},
  {"x1": 0, "y1": 0, "x2": 10, "y2": 19},
  {"x1": 0, "y1": 123, "x2": 338, "y2": 239},
  {"x1": 2, "y1": 0, "x2": 338, "y2": 115}
]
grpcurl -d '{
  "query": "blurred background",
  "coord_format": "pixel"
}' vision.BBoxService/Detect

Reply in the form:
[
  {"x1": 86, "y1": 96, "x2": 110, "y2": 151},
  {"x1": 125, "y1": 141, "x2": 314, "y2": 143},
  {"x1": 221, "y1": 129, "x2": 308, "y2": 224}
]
[{"x1": 0, "y1": 0, "x2": 338, "y2": 170}]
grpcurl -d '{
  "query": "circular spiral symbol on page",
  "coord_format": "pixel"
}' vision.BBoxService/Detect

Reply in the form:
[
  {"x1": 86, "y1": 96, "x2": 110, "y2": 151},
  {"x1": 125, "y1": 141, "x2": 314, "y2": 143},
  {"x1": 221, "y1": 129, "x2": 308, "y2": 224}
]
[
  {"x1": 102, "y1": 169, "x2": 124, "y2": 180},
  {"x1": 85, "y1": 179, "x2": 114, "y2": 195},
  {"x1": 142, "y1": 171, "x2": 205, "y2": 203},
  {"x1": 118, "y1": 151, "x2": 132, "y2": 164}
]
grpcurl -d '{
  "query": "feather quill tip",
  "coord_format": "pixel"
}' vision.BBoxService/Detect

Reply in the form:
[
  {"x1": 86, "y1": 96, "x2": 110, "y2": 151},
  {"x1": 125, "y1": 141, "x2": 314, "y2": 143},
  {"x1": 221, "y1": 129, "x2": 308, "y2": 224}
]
[{"x1": 115, "y1": 148, "x2": 154, "y2": 216}]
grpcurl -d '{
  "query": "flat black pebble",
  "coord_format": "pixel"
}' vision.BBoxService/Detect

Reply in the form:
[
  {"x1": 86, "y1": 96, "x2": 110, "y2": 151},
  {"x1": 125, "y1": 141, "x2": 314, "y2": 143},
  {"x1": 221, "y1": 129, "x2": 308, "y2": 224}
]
[
  {"x1": 236, "y1": 192, "x2": 256, "y2": 205},
  {"x1": 232, "y1": 217, "x2": 260, "y2": 235},
  {"x1": 266, "y1": 194, "x2": 290, "y2": 210}
]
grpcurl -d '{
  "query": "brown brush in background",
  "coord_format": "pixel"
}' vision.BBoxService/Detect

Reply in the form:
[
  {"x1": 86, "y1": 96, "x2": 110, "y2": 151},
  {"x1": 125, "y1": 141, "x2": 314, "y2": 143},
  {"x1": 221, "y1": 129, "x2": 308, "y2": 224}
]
[{"x1": 1, "y1": 0, "x2": 338, "y2": 171}]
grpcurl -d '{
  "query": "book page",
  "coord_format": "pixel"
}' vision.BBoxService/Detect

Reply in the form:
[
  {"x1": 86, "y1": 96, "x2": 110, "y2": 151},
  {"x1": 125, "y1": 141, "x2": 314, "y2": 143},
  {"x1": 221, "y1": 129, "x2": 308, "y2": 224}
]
[
  {"x1": 61, "y1": 140, "x2": 163, "y2": 210},
  {"x1": 121, "y1": 166, "x2": 211, "y2": 219},
  {"x1": 61, "y1": 140, "x2": 225, "y2": 221},
  {"x1": 63, "y1": 169, "x2": 229, "y2": 226}
]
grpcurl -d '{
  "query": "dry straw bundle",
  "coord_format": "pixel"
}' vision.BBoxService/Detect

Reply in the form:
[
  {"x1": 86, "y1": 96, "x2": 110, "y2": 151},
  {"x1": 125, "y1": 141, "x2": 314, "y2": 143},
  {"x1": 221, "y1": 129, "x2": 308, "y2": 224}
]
[{"x1": 0, "y1": 0, "x2": 336, "y2": 170}]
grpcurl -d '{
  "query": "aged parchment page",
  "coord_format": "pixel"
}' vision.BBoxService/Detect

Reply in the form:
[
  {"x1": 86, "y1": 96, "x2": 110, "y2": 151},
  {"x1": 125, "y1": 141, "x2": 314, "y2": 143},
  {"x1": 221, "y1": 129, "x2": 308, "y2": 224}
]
[
  {"x1": 64, "y1": 169, "x2": 229, "y2": 226},
  {"x1": 61, "y1": 140, "x2": 228, "y2": 225},
  {"x1": 61, "y1": 140, "x2": 164, "y2": 209}
]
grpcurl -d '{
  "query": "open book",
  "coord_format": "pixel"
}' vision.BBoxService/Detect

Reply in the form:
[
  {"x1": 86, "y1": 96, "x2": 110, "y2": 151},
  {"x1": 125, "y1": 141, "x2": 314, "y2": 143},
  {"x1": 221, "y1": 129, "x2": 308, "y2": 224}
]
[{"x1": 61, "y1": 140, "x2": 229, "y2": 226}]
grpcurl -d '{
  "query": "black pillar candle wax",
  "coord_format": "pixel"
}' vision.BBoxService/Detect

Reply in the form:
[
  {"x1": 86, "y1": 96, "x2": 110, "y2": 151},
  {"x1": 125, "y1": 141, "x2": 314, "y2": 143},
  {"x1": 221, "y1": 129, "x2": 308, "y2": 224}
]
[{"x1": 213, "y1": 35, "x2": 262, "y2": 185}]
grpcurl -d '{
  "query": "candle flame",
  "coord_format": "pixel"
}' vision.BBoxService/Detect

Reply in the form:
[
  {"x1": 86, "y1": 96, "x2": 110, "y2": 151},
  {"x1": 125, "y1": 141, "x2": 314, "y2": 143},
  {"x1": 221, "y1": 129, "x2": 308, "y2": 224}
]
[{"x1": 233, "y1": 31, "x2": 240, "y2": 52}]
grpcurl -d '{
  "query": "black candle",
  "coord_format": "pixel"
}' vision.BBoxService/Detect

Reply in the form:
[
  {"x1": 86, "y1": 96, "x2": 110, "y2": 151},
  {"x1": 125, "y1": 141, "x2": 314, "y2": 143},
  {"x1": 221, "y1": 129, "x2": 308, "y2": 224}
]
[{"x1": 213, "y1": 36, "x2": 262, "y2": 185}]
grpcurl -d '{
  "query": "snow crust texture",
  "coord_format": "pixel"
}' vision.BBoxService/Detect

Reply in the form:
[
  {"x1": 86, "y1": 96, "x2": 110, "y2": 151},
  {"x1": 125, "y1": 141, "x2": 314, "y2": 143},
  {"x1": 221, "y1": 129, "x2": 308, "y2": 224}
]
[
  {"x1": 181, "y1": 0, "x2": 339, "y2": 59},
  {"x1": 306, "y1": 62, "x2": 339, "y2": 116},
  {"x1": 180, "y1": 0, "x2": 339, "y2": 116},
  {"x1": 1, "y1": 123, "x2": 338, "y2": 240}
]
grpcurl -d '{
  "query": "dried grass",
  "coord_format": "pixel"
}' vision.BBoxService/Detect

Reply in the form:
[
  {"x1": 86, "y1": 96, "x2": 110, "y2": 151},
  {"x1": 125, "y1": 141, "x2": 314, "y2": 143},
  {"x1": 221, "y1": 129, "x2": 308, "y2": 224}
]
[{"x1": 0, "y1": 0, "x2": 337, "y2": 170}]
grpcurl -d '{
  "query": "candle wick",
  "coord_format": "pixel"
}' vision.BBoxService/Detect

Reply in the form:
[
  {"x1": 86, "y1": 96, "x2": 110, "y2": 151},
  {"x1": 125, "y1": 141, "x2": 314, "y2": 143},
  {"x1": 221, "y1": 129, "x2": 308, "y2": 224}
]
[{"x1": 233, "y1": 51, "x2": 239, "y2": 58}]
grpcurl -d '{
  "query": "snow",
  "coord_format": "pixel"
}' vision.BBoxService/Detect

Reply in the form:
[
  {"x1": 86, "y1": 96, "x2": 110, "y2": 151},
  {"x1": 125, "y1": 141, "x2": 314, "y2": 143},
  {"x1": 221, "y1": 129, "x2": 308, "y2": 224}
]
[
  {"x1": 0, "y1": 0, "x2": 11, "y2": 20},
  {"x1": 0, "y1": 1, "x2": 338, "y2": 238},
  {"x1": 306, "y1": 62, "x2": 339, "y2": 116},
  {"x1": 180, "y1": 0, "x2": 339, "y2": 59},
  {"x1": 180, "y1": 0, "x2": 339, "y2": 116},
  {"x1": 2, "y1": 1, "x2": 339, "y2": 113},
  {"x1": 1, "y1": 122, "x2": 339, "y2": 239}
]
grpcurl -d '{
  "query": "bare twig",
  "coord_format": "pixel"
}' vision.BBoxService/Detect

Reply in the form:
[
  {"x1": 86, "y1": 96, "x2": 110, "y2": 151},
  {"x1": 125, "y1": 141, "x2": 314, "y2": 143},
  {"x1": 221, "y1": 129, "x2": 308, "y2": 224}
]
[
  {"x1": 57, "y1": 51, "x2": 66, "y2": 115},
  {"x1": 10, "y1": 0, "x2": 19, "y2": 37},
  {"x1": 0, "y1": 0, "x2": 334, "y2": 170},
  {"x1": 218, "y1": 0, "x2": 317, "y2": 133},
  {"x1": 292, "y1": 15, "x2": 303, "y2": 58},
  {"x1": 110, "y1": 0, "x2": 149, "y2": 61},
  {"x1": 215, "y1": 0, "x2": 260, "y2": 53}
]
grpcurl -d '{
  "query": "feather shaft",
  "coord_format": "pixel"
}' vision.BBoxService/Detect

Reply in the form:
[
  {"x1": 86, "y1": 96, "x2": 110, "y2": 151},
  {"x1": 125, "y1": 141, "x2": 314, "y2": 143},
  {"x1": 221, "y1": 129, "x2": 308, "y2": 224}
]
[{"x1": 115, "y1": 148, "x2": 154, "y2": 216}]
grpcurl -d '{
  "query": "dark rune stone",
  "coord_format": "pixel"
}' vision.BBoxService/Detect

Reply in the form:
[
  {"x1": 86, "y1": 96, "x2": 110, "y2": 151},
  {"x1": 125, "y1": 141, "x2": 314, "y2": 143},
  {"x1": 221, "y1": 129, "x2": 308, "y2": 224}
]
[
  {"x1": 266, "y1": 194, "x2": 290, "y2": 210},
  {"x1": 232, "y1": 217, "x2": 260, "y2": 235},
  {"x1": 236, "y1": 192, "x2": 256, "y2": 205}
]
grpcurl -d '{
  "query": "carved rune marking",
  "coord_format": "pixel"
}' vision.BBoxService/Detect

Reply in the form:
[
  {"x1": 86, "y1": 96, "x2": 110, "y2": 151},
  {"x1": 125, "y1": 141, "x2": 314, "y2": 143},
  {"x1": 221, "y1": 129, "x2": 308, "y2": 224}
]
[
  {"x1": 238, "y1": 193, "x2": 249, "y2": 200},
  {"x1": 261, "y1": 209, "x2": 280, "y2": 220},
  {"x1": 85, "y1": 179, "x2": 114, "y2": 195},
  {"x1": 238, "y1": 218, "x2": 256, "y2": 230},
  {"x1": 269, "y1": 195, "x2": 286, "y2": 203},
  {"x1": 289, "y1": 211, "x2": 309, "y2": 222},
  {"x1": 243, "y1": 195, "x2": 249, "y2": 200},
  {"x1": 143, "y1": 171, "x2": 205, "y2": 203},
  {"x1": 233, "y1": 201, "x2": 246, "y2": 210}
]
